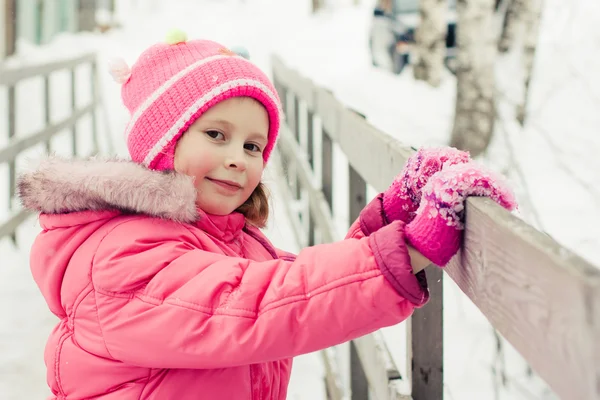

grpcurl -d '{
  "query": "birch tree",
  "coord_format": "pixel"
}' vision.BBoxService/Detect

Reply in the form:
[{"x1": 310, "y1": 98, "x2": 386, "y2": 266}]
[
  {"x1": 413, "y1": 0, "x2": 448, "y2": 87},
  {"x1": 449, "y1": 0, "x2": 497, "y2": 157},
  {"x1": 497, "y1": 0, "x2": 525, "y2": 53},
  {"x1": 312, "y1": 0, "x2": 323, "y2": 13},
  {"x1": 516, "y1": 0, "x2": 544, "y2": 125}
]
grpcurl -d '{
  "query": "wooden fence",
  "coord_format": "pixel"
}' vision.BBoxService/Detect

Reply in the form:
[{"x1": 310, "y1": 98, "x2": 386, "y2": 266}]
[
  {"x1": 271, "y1": 54, "x2": 600, "y2": 400},
  {"x1": 0, "y1": 52, "x2": 101, "y2": 243}
]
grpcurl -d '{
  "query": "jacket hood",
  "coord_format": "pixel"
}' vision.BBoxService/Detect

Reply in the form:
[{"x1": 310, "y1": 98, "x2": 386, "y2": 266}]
[
  {"x1": 16, "y1": 156, "x2": 205, "y2": 318},
  {"x1": 17, "y1": 156, "x2": 199, "y2": 223}
]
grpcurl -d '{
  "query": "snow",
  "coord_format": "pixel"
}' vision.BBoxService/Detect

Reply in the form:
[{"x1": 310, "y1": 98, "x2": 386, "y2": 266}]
[{"x1": 1, "y1": 0, "x2": 598, "y2": 398}]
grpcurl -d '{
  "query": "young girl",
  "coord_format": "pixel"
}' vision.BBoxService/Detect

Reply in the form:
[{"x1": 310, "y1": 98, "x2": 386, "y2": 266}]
[{"x1": 18, "y1": 31, "x2": 515, "y2": 399}]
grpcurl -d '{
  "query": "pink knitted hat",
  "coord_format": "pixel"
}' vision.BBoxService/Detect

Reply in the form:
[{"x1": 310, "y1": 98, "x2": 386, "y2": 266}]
[{"x1": 109, "y1": 31, "x2": 281, "y2": 171}]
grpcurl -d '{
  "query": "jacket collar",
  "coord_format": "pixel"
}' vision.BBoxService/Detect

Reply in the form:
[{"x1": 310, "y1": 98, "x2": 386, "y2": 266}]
[
  {"x1": 18, "y1": 156, "x2": 247, "y2": 240},
  {"x1": 196, "y1": 208, "x2": 246, "y2": 243}
]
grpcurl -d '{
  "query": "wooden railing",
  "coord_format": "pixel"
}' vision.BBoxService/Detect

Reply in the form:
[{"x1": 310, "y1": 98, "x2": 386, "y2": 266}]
[
  {"x1": 0, "y1": 52, "x2": 101, "y2": 243},
  {"x1": 271, "y1": 54, "x2": 600, "y2": 400}
]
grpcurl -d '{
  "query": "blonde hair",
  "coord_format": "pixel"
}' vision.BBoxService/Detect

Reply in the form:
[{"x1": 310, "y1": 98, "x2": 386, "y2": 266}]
[{"x1": 236, "y1": 182, "x2": 270, "y2": 228}]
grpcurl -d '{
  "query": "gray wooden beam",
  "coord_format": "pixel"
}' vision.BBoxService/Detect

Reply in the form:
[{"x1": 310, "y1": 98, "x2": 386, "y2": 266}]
[{"x1": 0, "y1": 104, "x2": 95, "y2": 164}]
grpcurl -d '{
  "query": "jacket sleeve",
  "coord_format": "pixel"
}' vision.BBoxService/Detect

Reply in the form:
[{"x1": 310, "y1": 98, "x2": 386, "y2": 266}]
[
  {"x1": 346, "y1": 193, "x2": 389, "y2": 239},
  {"x1": 90, "y1": 218, "x2": 428, "y2": 370}
]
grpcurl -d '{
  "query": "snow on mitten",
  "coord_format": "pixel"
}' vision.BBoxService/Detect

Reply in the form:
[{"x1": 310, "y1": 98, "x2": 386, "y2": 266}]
[
  {"x1": 405, "y1": 162, "x2": 517, "y2": 266},
  {"x1": 382, "y1": 147, "x2": 471, "y2": 223}
]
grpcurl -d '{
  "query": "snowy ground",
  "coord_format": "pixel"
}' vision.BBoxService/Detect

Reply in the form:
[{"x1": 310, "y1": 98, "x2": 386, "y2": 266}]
[{"x1": 1, "y1": 0, "x2": 598, "y2": 398}]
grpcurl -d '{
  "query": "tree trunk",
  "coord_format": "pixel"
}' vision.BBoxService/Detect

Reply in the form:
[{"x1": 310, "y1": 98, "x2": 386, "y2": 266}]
[
  {"x1": 516, "y1": 0, "x2": 544, "y2": 125},
  {"x1": 413, "y1": 0, "x2": 447, "y2": 87},
  {"x1": 497, "y1": 0, "x2": 525, "y2": 53},
  {"x1": 450, "y1": 0, "x2": 497, "y2": 157},
  {"x1": 312, "y1": 0, "x2": 322, "y2": 13}
]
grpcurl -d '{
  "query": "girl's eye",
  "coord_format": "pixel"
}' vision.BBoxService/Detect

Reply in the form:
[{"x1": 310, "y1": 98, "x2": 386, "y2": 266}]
[
  {"x1": 244, "y1": 143, "x2": 261, "y2": 153},
  {"x1": 205, "y1": 130, "x2": 224, "y2": 140}
]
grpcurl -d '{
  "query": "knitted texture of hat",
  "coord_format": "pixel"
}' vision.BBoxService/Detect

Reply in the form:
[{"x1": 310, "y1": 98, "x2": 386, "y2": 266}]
[{"x1": 120, "y1": 37, "x2": 281, "y2": 171}]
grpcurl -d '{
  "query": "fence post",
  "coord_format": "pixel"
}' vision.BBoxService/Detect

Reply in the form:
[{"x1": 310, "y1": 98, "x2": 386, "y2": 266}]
[
  {"x1": 4, "y1": 0, "x2": 17, "y2": 57},
  {"x1": 35, "y1": 0, "x2": 44, "y2": 44},
  {"x1": 71, "y1": 68, "x2": 78, "y2": 155},
  {"x1": 307, "y1": 110, "x2": 314, "y2": 169},
  {"x1": 411, "y1": 267, "x2": 444, "y2": 400},
  {"x1": 7, "y1": 85, "x2": 16, "y2": 244},
  {"x1": 285, "y1": 93, "x2": 299, "y2": 201},
  {"x1": 321, "y1": 131, "x2": 333, "y2": 210},
  {"x1": 307, "y1": 110, "x2": 316, "y2": 246},
  {"x1": 78, "y1": 0, "x2": 97, "y2": 32},
  {"x1": 44, "y1": 75, "x2": 52, "y2": 153},
  {"x1": 349, "y1": 165, "x2": 368, "y2": 399},
  {"x1": 293, "y1": 95, "x2": 301, "y2": 200},
  {"x1": 91, "y1": 61, "x2": 99, "y2": 154},
  {"x1": 273, "y1": 79, "x2": 289, "y2": 180}
]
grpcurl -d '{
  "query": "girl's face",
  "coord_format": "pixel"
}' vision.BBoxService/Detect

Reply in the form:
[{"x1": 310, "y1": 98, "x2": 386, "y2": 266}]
[{"x1": 174, "y1": 97, "x2": 269, "y2": 215}]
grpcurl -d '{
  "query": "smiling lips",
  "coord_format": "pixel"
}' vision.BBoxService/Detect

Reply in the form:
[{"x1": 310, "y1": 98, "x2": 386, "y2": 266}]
[{"x1": 207, "y1": 177, "x2": 242, "y2": 191}]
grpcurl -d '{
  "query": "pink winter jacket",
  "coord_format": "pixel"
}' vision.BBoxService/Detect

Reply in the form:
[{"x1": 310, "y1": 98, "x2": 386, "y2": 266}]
[{"x1": 18, "y1": 158, "x2": 429, "y2": 400}]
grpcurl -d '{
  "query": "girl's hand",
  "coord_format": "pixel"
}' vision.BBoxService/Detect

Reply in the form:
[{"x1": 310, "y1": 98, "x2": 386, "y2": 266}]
[
  {"x1": 382, "y1": 147, "x2": 471, "y2": 224},
  {"x1": 405, "y1": 162, "x2": 517, "y2": 267}
]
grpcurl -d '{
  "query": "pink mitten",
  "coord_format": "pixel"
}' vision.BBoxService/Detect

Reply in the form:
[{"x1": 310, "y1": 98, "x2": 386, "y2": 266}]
[
  {"x1": 405, "y1": 162, "x2": 517, "y2": 266},
  {"x1": 382, "y1": 147, "x2": 471, "y2": 223}
]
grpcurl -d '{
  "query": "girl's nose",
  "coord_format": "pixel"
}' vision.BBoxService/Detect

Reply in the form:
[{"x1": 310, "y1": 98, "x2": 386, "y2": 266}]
[{"x1": 225, "y1": 149, "x2": 247, "y2": 171}]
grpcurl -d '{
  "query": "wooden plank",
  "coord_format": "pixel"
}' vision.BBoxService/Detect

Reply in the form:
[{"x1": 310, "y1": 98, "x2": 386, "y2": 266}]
[
  {"x1": 337, "y1": 110, "x2": 413, "y2": 193},
  {"x1": 446, "y1": 196, "x2": 600, "y2": 400},
  {"x1": 0, "y1": 104, "x2": 95, "y2": 163},
  {"x1": 0, "y1": 209, "x2": 31, "y2": 241},
  {"x1": 0, "y1": 53, "x2": 96, "y2": 85}
]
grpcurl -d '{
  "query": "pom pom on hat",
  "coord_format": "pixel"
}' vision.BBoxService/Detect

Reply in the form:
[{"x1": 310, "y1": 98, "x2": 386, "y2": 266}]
[
  {"x1": 108, "y1": 57, "x2": 131, "y2": 84},
  {"x1": 165, "y1": 28, "x2": 188, "y2": 45},
  {"x1": 230, "y1": 45, "x2": 250, "y2": 60}
]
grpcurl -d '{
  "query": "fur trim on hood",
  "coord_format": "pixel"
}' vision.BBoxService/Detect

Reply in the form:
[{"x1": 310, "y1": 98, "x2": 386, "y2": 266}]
[{"x1": 17, "y1": 156, "x2": 199, "y2": 223}]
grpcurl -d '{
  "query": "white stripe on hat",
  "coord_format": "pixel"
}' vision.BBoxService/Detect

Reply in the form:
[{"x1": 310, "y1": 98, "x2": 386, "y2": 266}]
[
  {"x1": 125, "y1": 54, "x2": 242, "y2": 140},
  {"x1": 142, "y1": 78, "x2": 280, "y2": 167}
]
